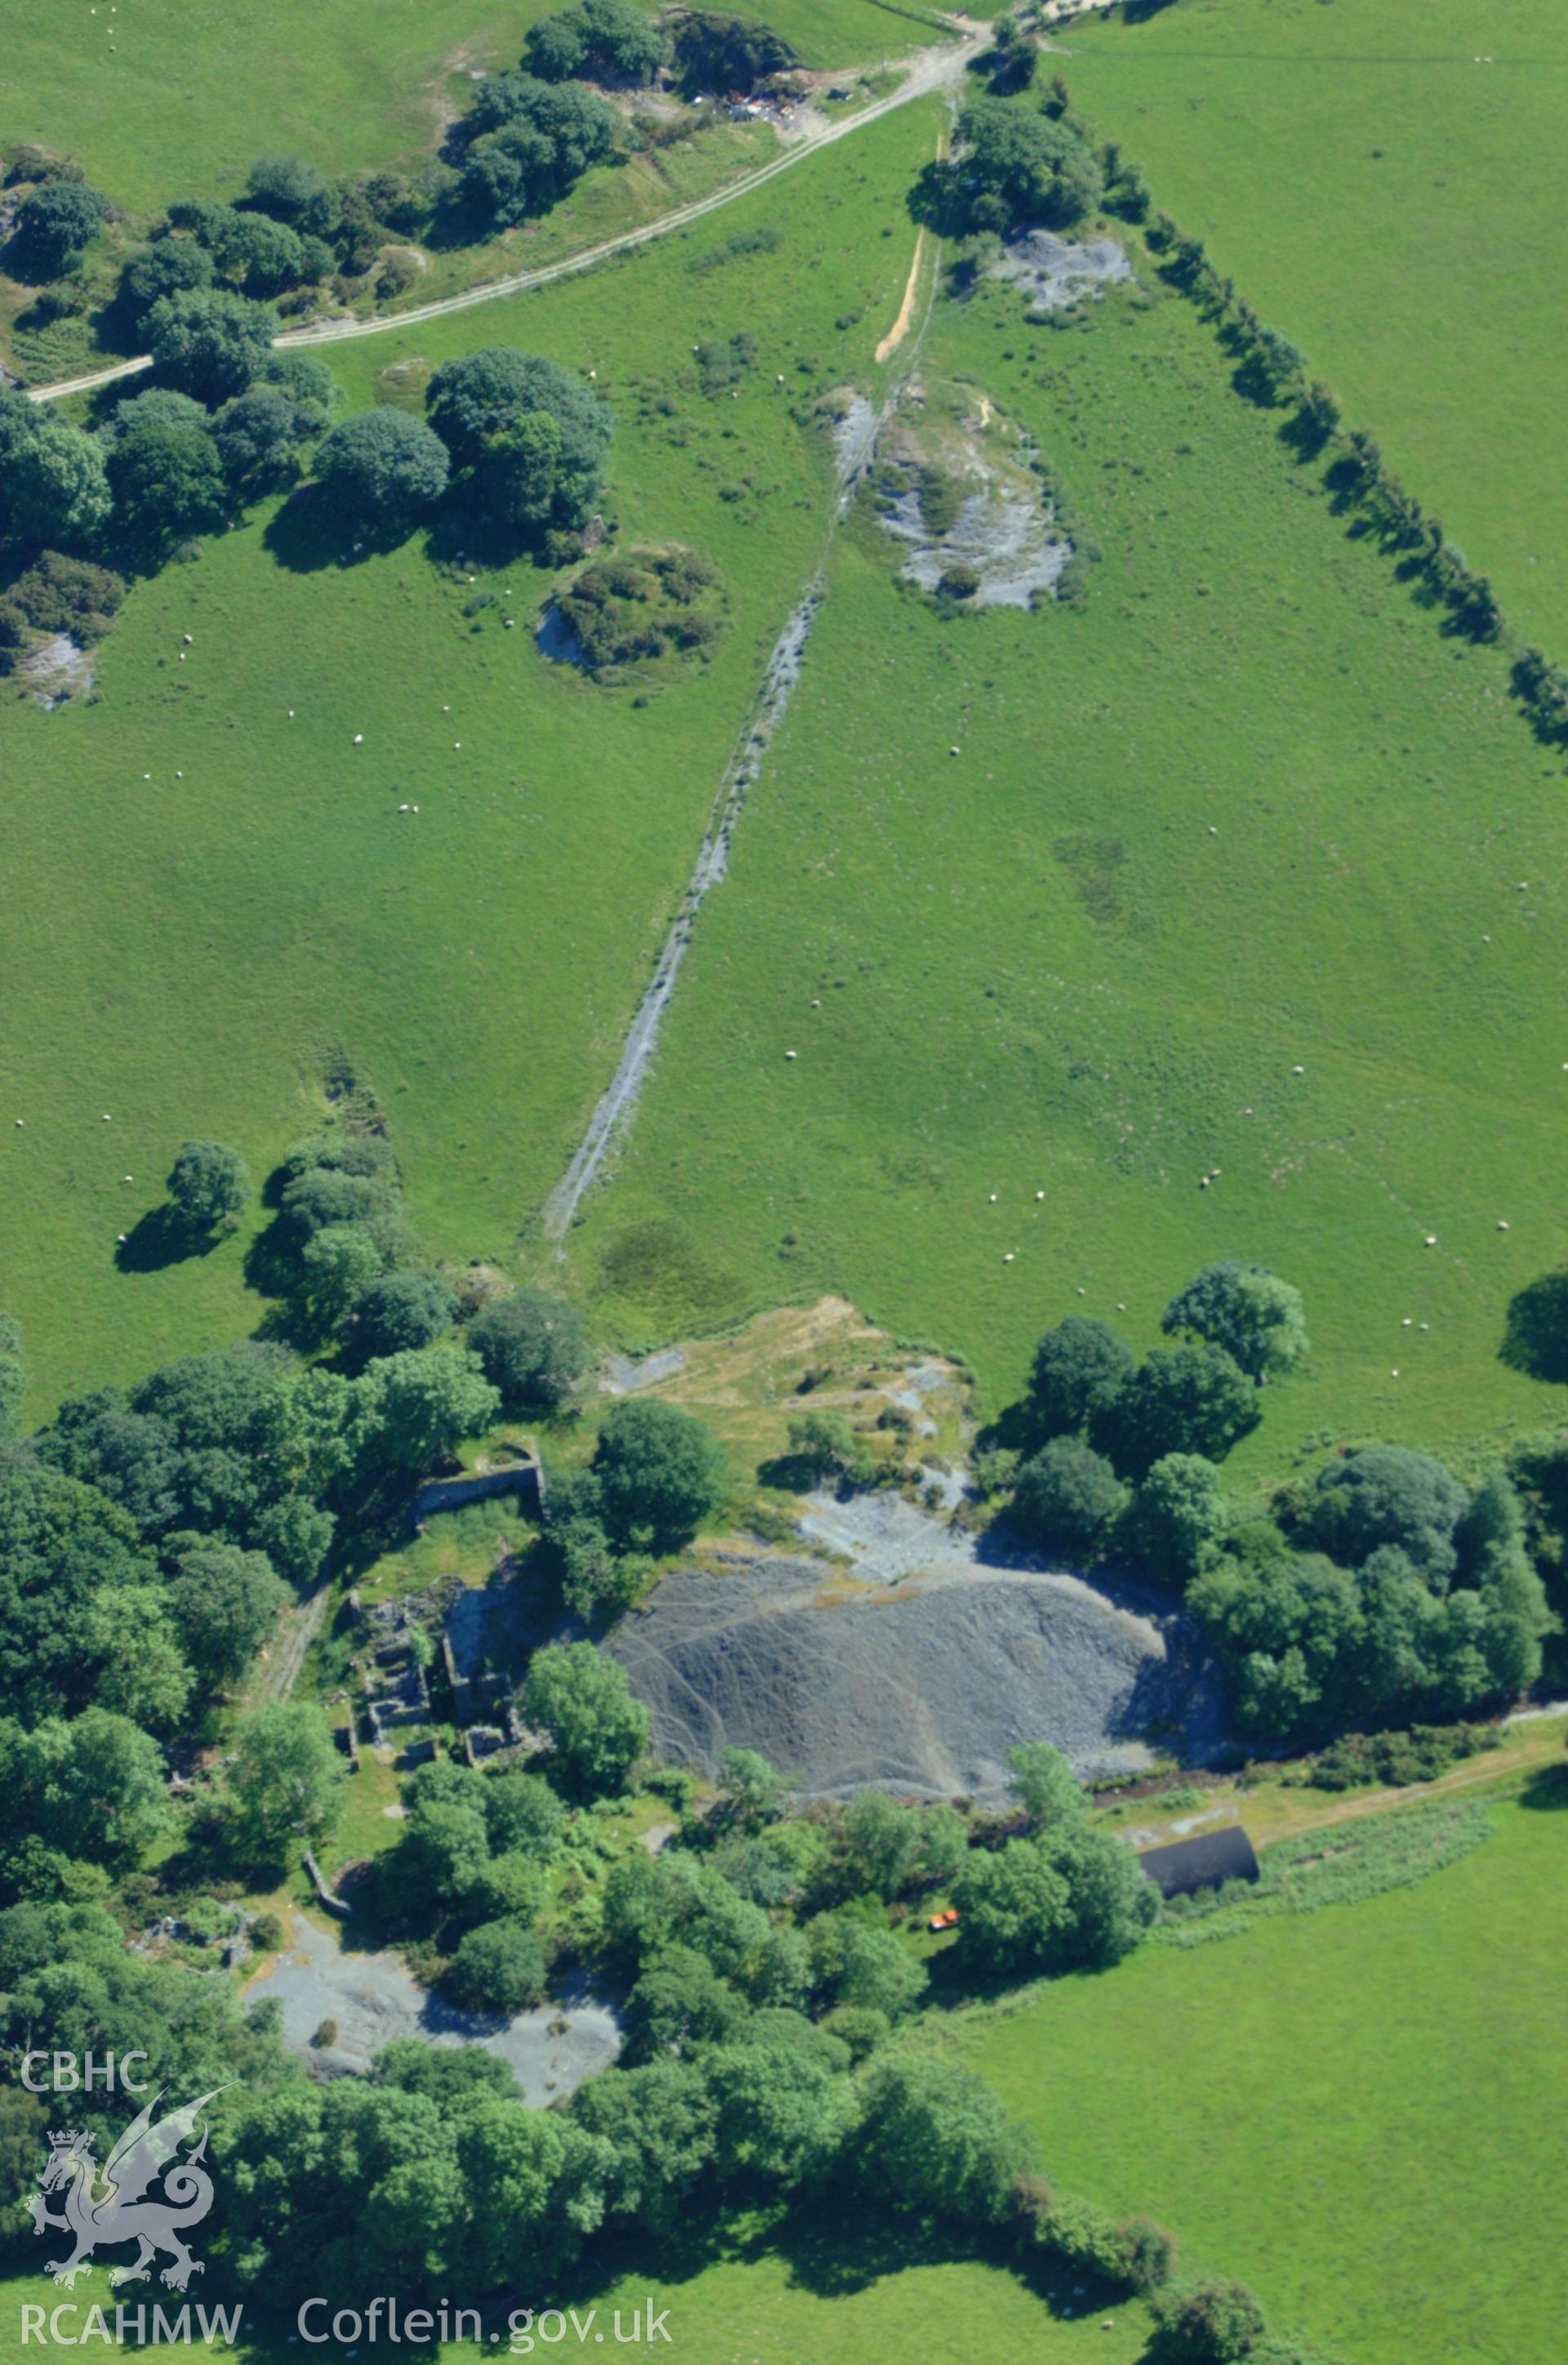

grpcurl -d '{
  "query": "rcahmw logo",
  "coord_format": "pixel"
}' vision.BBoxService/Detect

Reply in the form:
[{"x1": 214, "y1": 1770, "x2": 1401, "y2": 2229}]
[{"x1": 17, "y1": 2071, "x2": 241, "y2": 2345}]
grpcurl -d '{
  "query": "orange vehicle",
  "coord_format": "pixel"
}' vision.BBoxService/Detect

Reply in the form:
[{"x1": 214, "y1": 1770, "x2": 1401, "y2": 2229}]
[{"x1": 928, "y1": 1908, "x2": 960, "y2": 1931}]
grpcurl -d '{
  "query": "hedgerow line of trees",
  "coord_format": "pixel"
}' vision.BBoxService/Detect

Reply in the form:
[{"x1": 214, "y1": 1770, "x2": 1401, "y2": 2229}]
[{"x1": 1041, "y1": 101, "x2": 1568, "y2": 752}]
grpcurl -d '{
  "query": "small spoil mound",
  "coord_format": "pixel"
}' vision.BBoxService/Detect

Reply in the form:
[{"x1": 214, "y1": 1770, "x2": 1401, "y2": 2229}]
[
  {"x1": 881, "y1": 480, "x2": 1069, "y2": 609},
  {"x1": 539, "y1": 544, "x2": 727, "y2": 684},
  {"x1": 608, "y1": 1537, "x2": 1227, "y2": 1800},
  {"x1": 18, "y1": 632, "x2": 94, "y2": 707},
  {"x1": 990, "y1": 228, "x2": 1133, "y2": 315},
  {"x1": 871, "y1": 377, "x2": 1072, "y2": 609}
]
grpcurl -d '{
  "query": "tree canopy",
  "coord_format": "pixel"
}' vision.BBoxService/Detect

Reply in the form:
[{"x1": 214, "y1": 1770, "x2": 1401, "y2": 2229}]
[
  {"x1": 165, "y1": 1139, "x2": 251, "y2": 1233},
  {"x1": 1029, "y1": 1315, "x2": 1135, "y2": 1436},
  {"x1": 346, "y1": 1269, "x2": 457, "y2": 1365},
  {"x1": 523, "y1": 0, "x2": 670, "y2": 85},
  {"x1": 591, "y1": 1396, "x2": 727, "y2": 1549},
  {"x1": 425, "y1": 346, "x2": 612, "y2": 530},
  {"x1": 1010, "y1": 1435, "x2": 1126, "y2": 1559},
  {"x1": 145, "y1": 287, "x2": 275, "y2": 403},
  {"x1": 468, "y1": 1289, "x2": 589, "y2": 1411},
  {"x1": 522, "y1": 1642, "x2": 649, "y2": 1797},
  {"x1": 1094, "y1": 1341, "x2": 1260, "y2": 1479},
  {"x1": 0, "y1": 395, "x2": 112, "y2": 551},
  {"x1": 313, "y1": 408, "x2": 451, "y2": 528},
  {"x1": 220, "y1": 1700, "x2": 345, "y2": 1871},
  {"x1": 10, "y1": 181, "x2": 111, "y2": 277},
  {"x1": 1161, "y1": 1261, "x2": 1308, "y2": 1383},
  {"x1": 924, "y1": 99, "x2": 1104, "y2": 234}
]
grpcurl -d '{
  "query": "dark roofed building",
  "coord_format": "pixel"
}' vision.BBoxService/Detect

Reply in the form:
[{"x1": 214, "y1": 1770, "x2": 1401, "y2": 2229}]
[{"x1": 1138, "y1": 1823, "x2": 1260, "y2": 1900}]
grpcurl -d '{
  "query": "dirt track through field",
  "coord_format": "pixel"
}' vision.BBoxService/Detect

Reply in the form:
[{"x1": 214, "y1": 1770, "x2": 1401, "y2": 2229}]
[
  {"x1": 875, "y1": 225, "x2": 929, "y2": 362},
  {"x1": 26, "y1": 30, "x2": 982, "y2": 406}
]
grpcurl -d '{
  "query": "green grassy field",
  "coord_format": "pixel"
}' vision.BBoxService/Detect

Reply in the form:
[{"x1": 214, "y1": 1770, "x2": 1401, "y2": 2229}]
[
  {"x1": 963, "y1": 1787, "x2": 1568, "y2": 2365},
  {"x1": 561, "y1": 237, "x2": 1568, "y2": 1481},
  {"x1": 0, "y1": 2243, "x2": 1150, "y2": 2365},
  {"x1": 1061, "y1": 0, "x2": 1568, "y2": 654},
  {"x1": 0, "y1": 0, "x2": 939, "y2": 212},
  {"x1": 0, "y1": 100, "x2": 939, "y2": 1417}
]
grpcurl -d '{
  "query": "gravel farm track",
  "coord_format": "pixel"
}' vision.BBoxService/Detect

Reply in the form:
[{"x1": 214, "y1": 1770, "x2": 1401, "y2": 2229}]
[{"x1": 25, "y1": 25, "x2": 987, "y2": 406}]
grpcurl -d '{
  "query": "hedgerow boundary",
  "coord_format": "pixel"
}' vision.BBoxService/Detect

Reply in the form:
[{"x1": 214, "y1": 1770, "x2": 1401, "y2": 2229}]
[{"x1": 1070, "y1": 109, "x2": 1568, "y2": 756}]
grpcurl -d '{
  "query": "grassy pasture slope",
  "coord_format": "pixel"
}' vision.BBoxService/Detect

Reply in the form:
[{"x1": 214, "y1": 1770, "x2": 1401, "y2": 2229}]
[
  {"x1": 1061, "y1": 0, "x2": 1568, "y2": 654},
  {"x1": 0, "y1": 2250, "x2": 1152, "y2": 2365},
  {"x1": 564, "y1": 260, "x2": 1568, "y2": 1478},
  {"x1": 965, "y1": 1792, "x2": 1568, "y2": 2365},
  {"x1": 0, "y1": 0, "x2": 933, "y2": 212},
  {"x1": 0, "y1": 100, "x2": 936, "y2": 1416}
]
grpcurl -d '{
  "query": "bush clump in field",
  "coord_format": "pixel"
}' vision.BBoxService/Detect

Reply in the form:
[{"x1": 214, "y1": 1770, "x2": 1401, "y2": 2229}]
[
  {"x1": 165, "y1": 1139, "x2": 251, "y2": 1236},
  {"x1": 523, "y1": 0, "x2": 671, "y2": 87},
  {"x1": 467, "y1": 1288, "x2": 590, "y2": 1412},
  {"x1": 0, "y1": 551, "x2": 123, "y2": 674},
  {"x1": 452, "y1": 77, "x2": 621, "y2": 230},
  {"x1": 342, "y1": 1269, "x2": 459, "y2": 1368},
  {"x1": 1009, "y1": 1435, "x2": 1125, "y2": 1560},
  {"x1": 670, "y1": 11, "x2": 802, "y2": 99},
  {"x1": 427, "y1": 346, "x2": 612, "y2": 535},
  {"x1": 1161, "y1": 1259, "x2": 1308, "y2": 1383},
  {"x1": 914, "y1": 96, "x2": 1102, "y2": 237},
  {"x1": 550, "y1": 546, "x2": 725, "y2": 676},
  {"x1": 1302, "y1": 1720, "x2": 1499, "y2": 1792},
  {"x1": 105, "y1": 404, "x2": 228, "y2": 557},
  {"x1": 0, "y1": 1313, "x2": 23, "y2": 1442},
  {"x1": 0, "y1": 390, "x2": 111, "y2": 553},
  {"x1": 145, "y1": 287, "x2": 276, "y2": 404},
  {"x1": 312, "y1": 406, "x2": 450, "y2": 529},
  {"x1": 6, "y1": 180, "x2": 112, "y2": 280}
]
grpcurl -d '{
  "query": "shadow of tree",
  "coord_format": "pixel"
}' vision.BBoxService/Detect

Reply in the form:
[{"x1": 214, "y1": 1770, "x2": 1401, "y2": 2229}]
[
  {"x1": 1519, "y1": 1760, "x2": 1568, "y2": 1811},
  {"x1": 114, "y1": 1203, "x2": 212, "y2": 1273},
  {"x1": 1501, "y1": 1273, "x2": 1568, "y2": 1385},
  {"x1": 262, "y1": 480, "x2": 428, "y2": 573}
]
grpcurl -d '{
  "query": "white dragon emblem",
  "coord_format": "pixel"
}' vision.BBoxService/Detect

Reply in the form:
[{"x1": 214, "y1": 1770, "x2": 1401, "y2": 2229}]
[{"x1": 28, "y1": 2086, "x2": 227, "y2": 2292}]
